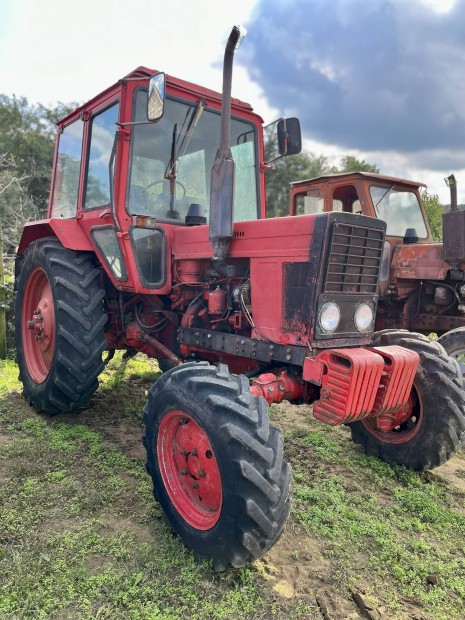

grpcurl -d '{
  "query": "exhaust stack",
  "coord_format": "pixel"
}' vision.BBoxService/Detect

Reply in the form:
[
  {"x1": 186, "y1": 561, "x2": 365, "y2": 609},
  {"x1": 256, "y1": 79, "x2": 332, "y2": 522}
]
[
  {"x1": 446, "y1": 173, "x2": 458, "y2": 212},
  {"x1": 209, "y1": 25, "x2": 246, "y2": 270},
  {"x1": 443, "y1": 174, "x2": 465, "y2": 263}
]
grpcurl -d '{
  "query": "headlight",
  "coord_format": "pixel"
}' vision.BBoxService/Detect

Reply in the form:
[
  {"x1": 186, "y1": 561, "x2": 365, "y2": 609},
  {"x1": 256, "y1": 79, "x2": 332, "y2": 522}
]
[
  {"x1": 319, "y1": 302, "x2": 341, "y2": 333},
  {"x1": 354, "y1": 302, "x2": 374, "y2": 332}
]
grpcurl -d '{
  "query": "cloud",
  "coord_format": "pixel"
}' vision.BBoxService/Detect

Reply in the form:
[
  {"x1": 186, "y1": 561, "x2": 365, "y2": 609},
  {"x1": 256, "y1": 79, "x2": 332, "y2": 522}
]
[{"x1": 241, "y1": 0, "x2": 465, "y2": 170}]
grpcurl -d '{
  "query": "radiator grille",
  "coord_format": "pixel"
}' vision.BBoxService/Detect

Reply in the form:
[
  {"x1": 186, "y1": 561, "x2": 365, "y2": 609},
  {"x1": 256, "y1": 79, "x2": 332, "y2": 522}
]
[{"x1": 324, "y1": 223, "x2": 384, "y2": 294}]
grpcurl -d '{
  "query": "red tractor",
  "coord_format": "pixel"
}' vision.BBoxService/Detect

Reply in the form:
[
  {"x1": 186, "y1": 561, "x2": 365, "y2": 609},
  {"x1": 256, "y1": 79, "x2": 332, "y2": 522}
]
[
  {"x1": 289, "y1": 173, "x2": 465, "y2": 375},
  {"x1": 15, "y1": 27, "x2": 465, "y2": 570}
]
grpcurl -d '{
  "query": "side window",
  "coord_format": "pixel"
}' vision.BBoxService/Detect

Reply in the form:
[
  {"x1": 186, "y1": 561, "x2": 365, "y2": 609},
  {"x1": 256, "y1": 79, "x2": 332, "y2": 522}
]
[
  {"x1": 84, "y1": 102, "x2": 119, "y2": 209},
  {"x1": 295, "y1": 189, "x2": 324, "y2": 215},
  {"x1": 231, "y1": 141, "x2": 257, "y2": 222},
  {"x1": 91, "y1": 227, "x2": 127, "y2": 280},
  {"x1": 51, "y1": 119, "x2": 84, "y2": 218}
]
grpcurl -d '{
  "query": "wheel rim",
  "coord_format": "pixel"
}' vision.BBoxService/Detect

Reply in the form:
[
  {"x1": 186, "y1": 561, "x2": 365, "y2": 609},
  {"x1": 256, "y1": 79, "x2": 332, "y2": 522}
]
[
  {"x1": 362, "y1": 386, "x2": 422, "y2": 444},
  {"x1": 22, "y1": 268, "x2": 56, "y2": 383},
  {"x1": 157, "y1": 410, "x2": 222, "y2": 530}
]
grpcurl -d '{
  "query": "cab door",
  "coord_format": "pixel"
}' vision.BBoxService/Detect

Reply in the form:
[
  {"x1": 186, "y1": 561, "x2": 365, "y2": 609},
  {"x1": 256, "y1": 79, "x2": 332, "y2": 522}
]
[{"x1": 78, "y1": 96, "x2": 130, "y2": 287}]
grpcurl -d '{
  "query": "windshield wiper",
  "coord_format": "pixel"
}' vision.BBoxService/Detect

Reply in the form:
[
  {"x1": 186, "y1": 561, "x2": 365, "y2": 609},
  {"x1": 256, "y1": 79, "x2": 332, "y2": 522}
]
[
  {"x1": 163, "y1": 98, "x2": 205, "y2": 217},
  {"x1": 164, "y1": 97, "x2": 205, "y2": 188},
  {"x1": 374, "y1": 185, "x2": 395, "y2": 212}
]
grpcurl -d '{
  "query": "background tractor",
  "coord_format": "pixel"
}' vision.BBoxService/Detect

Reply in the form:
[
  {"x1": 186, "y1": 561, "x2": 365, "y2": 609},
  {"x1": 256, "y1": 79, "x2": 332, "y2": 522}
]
[
  {"x1": 290, "y1": 173, "x2": 465, "y2": 376},
  {"x1": 14, "y1": 27, "x2": 465, "y2": 570}
]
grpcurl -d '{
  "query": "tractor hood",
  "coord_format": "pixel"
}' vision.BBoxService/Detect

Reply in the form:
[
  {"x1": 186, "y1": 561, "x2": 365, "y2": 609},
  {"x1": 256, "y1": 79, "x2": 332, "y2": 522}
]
[{"x1": 392, "y1": 242, "x2": 453, "y2": 280}]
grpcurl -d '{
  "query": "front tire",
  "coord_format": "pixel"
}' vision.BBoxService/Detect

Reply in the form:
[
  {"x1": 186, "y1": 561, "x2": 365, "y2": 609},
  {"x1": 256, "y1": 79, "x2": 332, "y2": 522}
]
[
  {"x1": 143, "y1": 362, "x2": 292, "y2": 570},
  {"x1": 349, "y1": 330, "x2": 465, "y2": 470},
  {"x1": 15, "y1": 237, "x2": 108, "y2": 415}
]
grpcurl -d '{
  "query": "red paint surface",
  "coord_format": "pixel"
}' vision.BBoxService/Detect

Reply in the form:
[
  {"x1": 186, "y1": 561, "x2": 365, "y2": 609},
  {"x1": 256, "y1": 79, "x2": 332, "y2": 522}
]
[
  {"x1": 157, "y1": 410, "x2": 222, "y2": 530},
  {"x1": 22, "y1": 268, "x2": 56, "y2": 383}
]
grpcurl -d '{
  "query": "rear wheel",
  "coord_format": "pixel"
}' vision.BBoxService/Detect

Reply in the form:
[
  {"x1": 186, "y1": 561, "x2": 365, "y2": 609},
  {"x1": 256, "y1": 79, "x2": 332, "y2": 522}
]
[
  {"x1": 438, "y1": 327, "x2": 465, "y2": 378},
  {"x1": 15, "y1": 237, "x2": 108, "y2": 414},
  {"x1": 349, "y1": 330, "x2": 465, "y2": 470},
  {"x1": 143, "y1": 361, "x2": 292, "y2": 570}
]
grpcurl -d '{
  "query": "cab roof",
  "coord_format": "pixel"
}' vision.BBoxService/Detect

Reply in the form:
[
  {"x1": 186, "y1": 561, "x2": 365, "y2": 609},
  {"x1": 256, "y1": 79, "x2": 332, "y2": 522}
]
[
  {"x1": 290, "y1": 171, "x2": 426, "y2": 190},
  {"x1": 56, "y1": 66, "x2": 255, "y2": 127}
]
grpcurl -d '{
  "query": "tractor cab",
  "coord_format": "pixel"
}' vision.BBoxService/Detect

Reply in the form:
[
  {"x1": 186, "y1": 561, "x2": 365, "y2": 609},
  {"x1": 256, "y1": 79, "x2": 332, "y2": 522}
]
[
  {"x1": 27, "y1": 67, "x2": 266, "y2": 294},
  {"x1": 289, "y1": 172, "x2": 433, "y2": 245},
  {"x1": 23, "y1": 65, "x2": 300, "y2": 297}
]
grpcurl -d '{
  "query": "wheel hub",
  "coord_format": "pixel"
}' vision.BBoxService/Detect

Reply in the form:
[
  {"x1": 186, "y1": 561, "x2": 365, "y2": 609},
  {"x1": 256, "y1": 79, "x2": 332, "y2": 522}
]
[
  {"x1": 158, "y1": 411, "x2": 222, "y2": 530},
  {"x1": 22, "y1": 268, "x2": 56, "y2": 383},
  {"x1": 364, "y1": 389, "x2": 421, "y2": 444}
]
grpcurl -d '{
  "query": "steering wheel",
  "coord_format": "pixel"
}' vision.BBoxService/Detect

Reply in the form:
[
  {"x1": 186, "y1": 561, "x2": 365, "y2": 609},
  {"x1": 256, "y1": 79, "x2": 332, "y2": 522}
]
[{"x1": 145, "y1": 178, "x2": 186, "y2": 201}]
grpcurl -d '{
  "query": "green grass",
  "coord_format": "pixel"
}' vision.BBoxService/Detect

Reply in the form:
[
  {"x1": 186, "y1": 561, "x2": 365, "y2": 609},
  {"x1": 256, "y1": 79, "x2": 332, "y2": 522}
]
[
  {"x1": 287, "y1": 422, "x2": 465, "y2": 618},
  {"x1": 0, "y1": 357, "x2": 307, "y2": 620}
]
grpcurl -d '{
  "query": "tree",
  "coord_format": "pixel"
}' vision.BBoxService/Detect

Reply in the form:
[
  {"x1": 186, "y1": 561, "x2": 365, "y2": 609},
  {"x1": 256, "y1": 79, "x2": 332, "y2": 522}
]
[
  {"x1": 420, "y1": 189, "x2": 443, "y2": 241},
  {"x1": 0, "y1": 154, "x2": 39, "y2": 253},
  {"x1": 338, "y1": 155, "x2": 379, "y2": 174},
  {"x1": 0, "y1": 96, "x2": 77, "y2": 251},
  {"x1": 0, "y1": 96, "x2": 76, "y2": 216}
]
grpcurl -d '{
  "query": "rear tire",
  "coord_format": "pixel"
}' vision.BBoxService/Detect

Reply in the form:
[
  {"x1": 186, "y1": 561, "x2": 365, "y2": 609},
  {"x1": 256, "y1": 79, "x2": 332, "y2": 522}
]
[
  {"x1": 438, "y1": 327, "x2": 465, "y2": 379},
  {"x1": 349, "y1": 330, "x2": 465, "y2": 470},
  {"x1": 143, "y1": 361, "x2": 292, "y2": 570},
  {"x1": 15, "y1": 237, "x2": 107, "y2": 415}
]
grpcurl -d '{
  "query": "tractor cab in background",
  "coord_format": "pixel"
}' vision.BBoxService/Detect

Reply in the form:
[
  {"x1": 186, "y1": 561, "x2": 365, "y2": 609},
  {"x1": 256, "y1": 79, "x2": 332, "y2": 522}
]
[
  {"x1": 289, "y1": 172, "x2": 465, "y2": 368},
  {"x1": 290, "y1": 172, "x2": 431, "y2": 242}
]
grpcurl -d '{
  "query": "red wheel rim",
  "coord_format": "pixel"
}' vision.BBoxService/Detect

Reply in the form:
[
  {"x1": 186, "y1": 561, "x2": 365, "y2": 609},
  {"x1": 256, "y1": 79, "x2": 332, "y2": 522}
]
[
  {"x1": 362, "y1": 387, "x2": 422, "y2": 445},
  {"x1": 21, "y1": 268, "x2": 56, "y2": 383},
  {"x1": 157, "y1": 410, "x2": 222, "y2": 530}
]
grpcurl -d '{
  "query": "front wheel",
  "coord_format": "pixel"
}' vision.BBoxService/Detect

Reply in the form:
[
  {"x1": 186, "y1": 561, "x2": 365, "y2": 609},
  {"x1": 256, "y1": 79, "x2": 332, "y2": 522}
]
[
  {"x1": 349, "y1": 330, "x2": 465, "y2": 470},
  {"x1": 143, "y1": 362, "x2": 292, "y2": 570}
]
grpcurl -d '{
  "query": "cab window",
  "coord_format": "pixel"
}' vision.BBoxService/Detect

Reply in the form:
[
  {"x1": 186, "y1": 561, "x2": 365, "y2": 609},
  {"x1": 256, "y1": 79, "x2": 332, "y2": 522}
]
[
  {"x1": 84, "y1": 102, "x2": 120, "y2": 209},
  {"x1": 127, "y1": 89, "x2": 259, "y2": 223},
  {"x1": 51, "y1": 118, "x2": 84, "y2": 218},
  {"x1": 295, "y1": 188, "x2": 324, "y2": 214},
  {"x1": 370, "y1": 186, "x2": 428, "y2": 238}
]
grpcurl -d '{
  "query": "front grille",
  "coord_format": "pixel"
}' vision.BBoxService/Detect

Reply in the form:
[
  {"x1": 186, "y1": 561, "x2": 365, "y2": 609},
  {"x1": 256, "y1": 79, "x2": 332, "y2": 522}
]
[{"x1": 324, "y1": 222, "x2": 384, "y2": 294}]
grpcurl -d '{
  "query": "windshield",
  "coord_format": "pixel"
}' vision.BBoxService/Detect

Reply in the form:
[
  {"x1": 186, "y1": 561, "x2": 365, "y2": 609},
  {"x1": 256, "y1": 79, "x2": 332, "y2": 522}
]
[
  {"x1": 128, "y1": 89, "x2": 259, "y2": 223},
  {"x1": 370, "y1": 185, "x2": 428, "y2": 238}
]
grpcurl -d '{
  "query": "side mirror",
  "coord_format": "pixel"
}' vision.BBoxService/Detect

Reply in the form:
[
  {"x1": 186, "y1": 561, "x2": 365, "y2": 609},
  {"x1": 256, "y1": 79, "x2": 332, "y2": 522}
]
[
  {"x1": 147, "y1": 73, "x2": 165, "y2": 121},
  {"x1": 277, "y1": 117, "x2": 302, "y2": 156}
]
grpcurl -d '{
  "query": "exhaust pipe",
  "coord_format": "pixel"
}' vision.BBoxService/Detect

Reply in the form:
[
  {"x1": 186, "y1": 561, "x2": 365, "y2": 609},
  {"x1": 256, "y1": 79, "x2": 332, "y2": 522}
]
[
  {"x1": 443, "y1": 173, "x2": 465, "y2": 263},
  {"x1": 445, "y1": 173, "x2": 458, "y2": 212},
  {"x1": 209, "y1": 25, "x2": 246, "y2": 272}
]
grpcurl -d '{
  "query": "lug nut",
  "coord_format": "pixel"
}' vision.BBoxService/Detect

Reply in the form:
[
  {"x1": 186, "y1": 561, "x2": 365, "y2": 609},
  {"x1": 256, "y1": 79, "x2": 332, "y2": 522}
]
[
  {"x1": 180, "y1": 468, "x2": 188, "y2": 475},
  {"x1": 192, "y1": 482, "x2": 199, "y2": 489}
]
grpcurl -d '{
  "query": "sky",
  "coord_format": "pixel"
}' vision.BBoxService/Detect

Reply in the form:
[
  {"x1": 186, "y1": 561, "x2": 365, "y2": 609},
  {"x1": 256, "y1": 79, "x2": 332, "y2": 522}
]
[{"x1": 0, "y1": 0, "x2": 463, "y2": 203}]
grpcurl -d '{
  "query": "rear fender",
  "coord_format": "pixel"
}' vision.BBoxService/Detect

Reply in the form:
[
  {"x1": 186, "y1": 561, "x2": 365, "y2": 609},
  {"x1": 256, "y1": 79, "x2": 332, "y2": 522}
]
[
  {"x1": 17, "y1": 219, "x2": 93, "y2": 255},
  {"x1": 15, "y1": 220, "x2": 95, "y2": 289}
]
